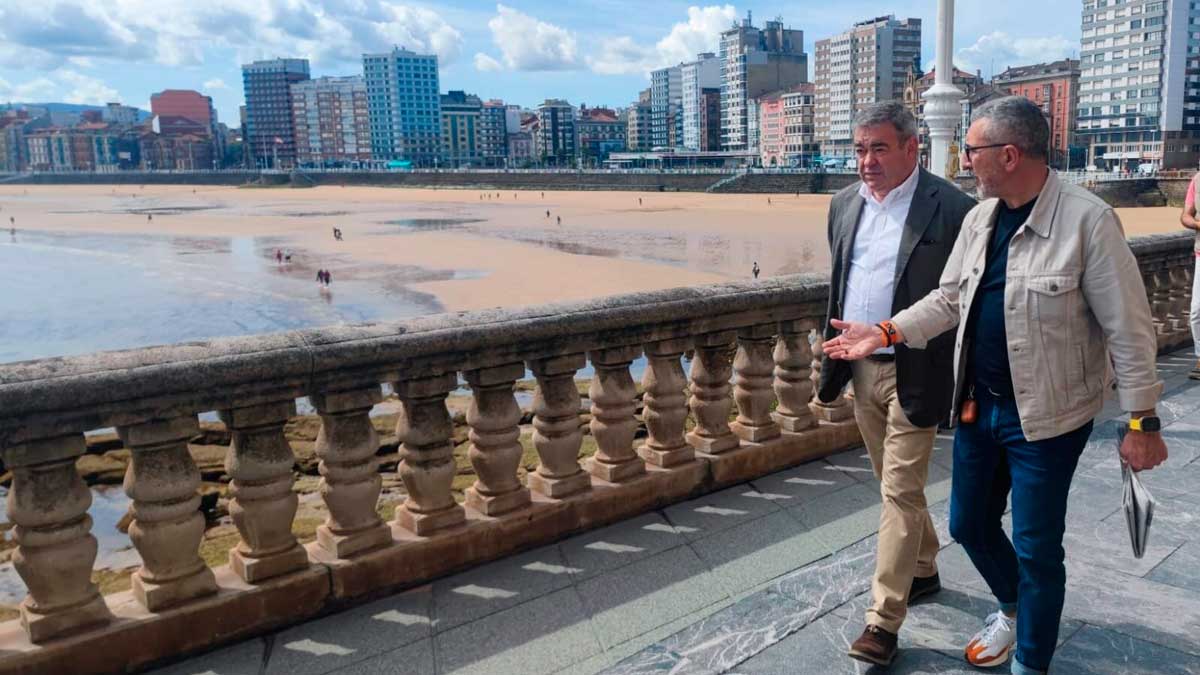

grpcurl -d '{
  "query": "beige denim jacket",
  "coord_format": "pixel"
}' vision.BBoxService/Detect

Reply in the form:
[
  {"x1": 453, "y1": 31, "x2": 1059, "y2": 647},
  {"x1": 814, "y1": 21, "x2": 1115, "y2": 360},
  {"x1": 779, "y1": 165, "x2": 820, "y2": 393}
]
[{"x1": 892, "y1": 170, "x2": 1163, "y2": 441}]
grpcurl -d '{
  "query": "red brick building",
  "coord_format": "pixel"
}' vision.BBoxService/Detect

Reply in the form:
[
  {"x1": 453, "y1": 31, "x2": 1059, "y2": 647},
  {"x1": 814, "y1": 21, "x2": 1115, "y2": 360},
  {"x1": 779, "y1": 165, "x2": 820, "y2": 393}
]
[
  {"x1": 992, "y1": 59, "x2": 1080, "y2": 169},
  {"x1": 150, "y1": 90, "x2": 216, "y2": 131}
]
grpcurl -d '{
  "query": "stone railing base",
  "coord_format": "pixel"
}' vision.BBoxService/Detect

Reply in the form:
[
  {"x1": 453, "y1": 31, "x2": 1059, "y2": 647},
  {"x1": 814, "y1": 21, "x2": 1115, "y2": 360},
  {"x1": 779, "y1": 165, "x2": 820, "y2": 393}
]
[{"x1": 0, "y1": 419, "x2": 860, "y2": 675}]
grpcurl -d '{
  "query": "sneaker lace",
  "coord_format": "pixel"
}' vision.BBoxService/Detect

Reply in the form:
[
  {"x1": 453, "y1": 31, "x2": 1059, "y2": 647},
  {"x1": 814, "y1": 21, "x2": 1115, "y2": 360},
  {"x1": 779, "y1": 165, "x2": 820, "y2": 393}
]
[{"x1": 978, "y1": 611, "x2": 1014, "y2": 647}]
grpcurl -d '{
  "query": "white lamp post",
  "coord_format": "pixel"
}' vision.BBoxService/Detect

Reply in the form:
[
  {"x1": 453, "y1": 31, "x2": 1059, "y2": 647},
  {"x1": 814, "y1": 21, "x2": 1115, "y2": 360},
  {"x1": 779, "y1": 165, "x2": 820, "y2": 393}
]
[{"x1": 922, "y1": 0, "x2": 963, "y2": 179}]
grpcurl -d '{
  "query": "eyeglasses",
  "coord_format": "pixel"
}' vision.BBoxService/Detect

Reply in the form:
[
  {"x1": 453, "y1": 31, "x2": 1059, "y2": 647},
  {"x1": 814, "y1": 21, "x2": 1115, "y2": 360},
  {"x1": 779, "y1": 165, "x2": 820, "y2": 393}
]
[{"x1": 963, "y1": 143, "x2": 1011, "y2": 158}]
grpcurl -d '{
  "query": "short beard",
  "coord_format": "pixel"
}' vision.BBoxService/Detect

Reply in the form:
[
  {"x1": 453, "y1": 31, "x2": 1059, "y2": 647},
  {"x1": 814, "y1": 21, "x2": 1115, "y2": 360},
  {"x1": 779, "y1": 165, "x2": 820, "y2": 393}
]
[{"x1": 974, "y1": 178, "x2": 993, "y2": 200}]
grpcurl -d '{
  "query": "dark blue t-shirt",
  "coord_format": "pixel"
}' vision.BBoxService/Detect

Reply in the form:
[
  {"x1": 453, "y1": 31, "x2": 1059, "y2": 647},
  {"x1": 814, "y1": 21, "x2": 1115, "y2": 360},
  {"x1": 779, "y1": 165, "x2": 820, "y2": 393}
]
[{"x1": 966, "y1": 197, "x2": 1038, "y2": 396}]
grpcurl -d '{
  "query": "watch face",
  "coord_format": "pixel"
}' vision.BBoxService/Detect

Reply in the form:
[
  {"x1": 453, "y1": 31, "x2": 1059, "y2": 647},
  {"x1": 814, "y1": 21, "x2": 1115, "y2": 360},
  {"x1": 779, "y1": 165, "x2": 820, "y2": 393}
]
[{"x1": 1142, "y1": 416, "x2": 1162, "y2": 432}]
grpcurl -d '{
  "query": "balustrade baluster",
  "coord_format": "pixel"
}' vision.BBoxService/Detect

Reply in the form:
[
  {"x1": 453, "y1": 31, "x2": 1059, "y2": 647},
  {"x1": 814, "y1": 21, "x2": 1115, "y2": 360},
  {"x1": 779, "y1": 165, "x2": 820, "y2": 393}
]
[
  {"x1": 588, "y1": 346, "x2": 646, "y2": 482},
  {"x1": 638, "y1": 338, "x2": 693, "y2": 467},
  {"x1": 219, "y1": 400, "x2": 308, "y2": 582},
  {"x1": 1144, "y1": 267, "x2": 1166, "y2": 335},
  {"x1": 3, "y1": 434, "x2": 111, "y2": 642},
  {"x1": 1154, "y1": 265, "x2": 1173, "y2": 332},
  {"x1": 464, "y1": 364, "x2": 531, "y2": 515},
  {"x1": 118, "y1": 416, "x2": 218, "y2": 611},
  {"x1": 1168, "y1": 259, "x2": 1191, "y2": 332},
  {"x1": 311, "y1": 387, "x2": 392, "y2": 558},
  {"x1": 394, "y1": 374, "x2": 466, "y2": 535},
  {"x1": 686, "y1": 331, "x2": 739, "y2": 454},
  {"x1": 772, "y1": 320, "x2": 817, "y2": 432},
  {"x1": 809, "y1": 332, "x2": 854, "y2": 422},
  {"x1": 730, "y1": 325, "x2": 781, "y2": 442},
  {"x1": 528, "y1": 354, "x2": 591, "y2": 498}
]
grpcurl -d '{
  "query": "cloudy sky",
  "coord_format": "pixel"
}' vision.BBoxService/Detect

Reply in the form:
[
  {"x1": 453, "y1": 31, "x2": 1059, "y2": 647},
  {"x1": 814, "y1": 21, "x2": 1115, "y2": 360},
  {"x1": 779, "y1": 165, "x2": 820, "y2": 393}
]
[{"x1": 0, "y1": 1, "x2": 1081, "y2": 127}]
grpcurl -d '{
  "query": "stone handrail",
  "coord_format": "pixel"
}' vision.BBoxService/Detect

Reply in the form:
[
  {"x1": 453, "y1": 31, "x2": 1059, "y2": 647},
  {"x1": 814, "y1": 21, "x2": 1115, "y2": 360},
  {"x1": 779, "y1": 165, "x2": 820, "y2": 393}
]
[{"x1": 0, "y1": 232, "x2": 1193, "y2": 674}]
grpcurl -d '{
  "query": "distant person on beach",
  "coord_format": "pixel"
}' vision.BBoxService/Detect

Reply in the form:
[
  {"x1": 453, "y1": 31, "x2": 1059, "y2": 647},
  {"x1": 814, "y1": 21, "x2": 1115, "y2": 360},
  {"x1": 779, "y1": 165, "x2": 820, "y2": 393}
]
[
  {"x1": 541, "y1": 192, "x2": 544, "y2": 198},
  {"x1": 317, "y1": 269, "x2": 325, "y2": 284},
  {"x1": 546, "y1": 210, "x2": 550, "y2": 218},
  {"x1": 767, "y1": 197, "x2": 772, "y2": 205},
  {"x1": 324, "y1": 270, "x2": 331, "y2": 285},
  {"x1": 284, "y1": 251, "x2": 292, "y2": 262},
  {"x1": 639, "y1": 197, "x2": 643, "y2": 205},
  {"x1": 752, "y1": 261, "x2": 760, "y2": 279},
  {"x1": 147, "y1": 214, "x2": 153, "y2": 222},
  {"x1": 276, "y1": 249, "x2": 283, "y2": 263},
  {"x1": 556, "y1": 215, "x2": 562, "y2": 226}
]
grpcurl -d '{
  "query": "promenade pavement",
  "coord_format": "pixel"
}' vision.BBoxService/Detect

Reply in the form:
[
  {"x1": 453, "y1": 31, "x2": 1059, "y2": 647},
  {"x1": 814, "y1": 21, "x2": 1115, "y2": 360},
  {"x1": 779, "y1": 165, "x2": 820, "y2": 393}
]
[{"x1": 147, "y1": 349, "x2": 1200, "y2": 675}]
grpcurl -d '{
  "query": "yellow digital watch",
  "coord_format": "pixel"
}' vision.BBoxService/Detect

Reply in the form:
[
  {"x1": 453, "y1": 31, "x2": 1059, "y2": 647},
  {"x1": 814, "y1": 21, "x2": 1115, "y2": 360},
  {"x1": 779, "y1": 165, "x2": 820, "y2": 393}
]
[{"x1": 1129, "y1": 416, "x2": 1162, "y2": 433}]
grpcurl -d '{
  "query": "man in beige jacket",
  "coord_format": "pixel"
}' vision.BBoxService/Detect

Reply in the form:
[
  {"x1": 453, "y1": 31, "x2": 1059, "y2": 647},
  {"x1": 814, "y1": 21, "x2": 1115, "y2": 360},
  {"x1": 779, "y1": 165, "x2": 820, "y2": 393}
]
[{"x1": 823, "y1": 96, "x2": 1168, "y2": 675}]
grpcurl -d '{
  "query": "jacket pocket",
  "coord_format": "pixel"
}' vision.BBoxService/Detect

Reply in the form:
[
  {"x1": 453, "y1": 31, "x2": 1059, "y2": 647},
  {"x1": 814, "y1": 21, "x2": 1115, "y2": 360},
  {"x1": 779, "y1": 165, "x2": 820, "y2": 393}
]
[{"x1": 1029, "y1": 274, "x2": 1081, "y2": 411}]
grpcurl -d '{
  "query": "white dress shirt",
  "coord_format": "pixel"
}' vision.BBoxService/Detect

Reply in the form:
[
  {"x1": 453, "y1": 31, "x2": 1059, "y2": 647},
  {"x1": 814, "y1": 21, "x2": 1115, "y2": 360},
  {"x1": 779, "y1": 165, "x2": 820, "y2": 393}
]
[{"x1": 843, "y1": 166, "x2": 920, "y2": 354}]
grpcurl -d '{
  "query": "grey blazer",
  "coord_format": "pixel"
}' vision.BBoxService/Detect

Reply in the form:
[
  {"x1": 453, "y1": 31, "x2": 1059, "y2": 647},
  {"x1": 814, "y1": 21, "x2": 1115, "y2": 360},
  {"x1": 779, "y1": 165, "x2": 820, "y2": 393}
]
[{"x1": 817, "y1": 167, "x2": 977, "y2": 428}]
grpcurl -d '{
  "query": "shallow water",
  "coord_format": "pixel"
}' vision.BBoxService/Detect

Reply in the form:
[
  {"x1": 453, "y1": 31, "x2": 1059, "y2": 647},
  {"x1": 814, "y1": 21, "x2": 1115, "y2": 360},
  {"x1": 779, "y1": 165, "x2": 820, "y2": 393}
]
[{"x1": 0, "y1": 229, "x2": 457, "y2": 364}]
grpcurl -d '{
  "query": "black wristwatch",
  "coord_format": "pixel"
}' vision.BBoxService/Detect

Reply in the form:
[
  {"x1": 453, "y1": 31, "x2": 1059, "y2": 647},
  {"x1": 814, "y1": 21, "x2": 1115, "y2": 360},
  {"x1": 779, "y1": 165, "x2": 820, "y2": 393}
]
[{"x1": 1129, "y1": 416, "x2": 1162, "y2": 433}]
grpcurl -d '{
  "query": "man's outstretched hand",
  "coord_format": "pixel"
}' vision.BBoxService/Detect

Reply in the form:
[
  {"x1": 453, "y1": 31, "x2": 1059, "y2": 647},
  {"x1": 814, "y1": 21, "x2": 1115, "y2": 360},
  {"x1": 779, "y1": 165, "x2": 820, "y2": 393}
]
[{"x1": 823, "y1": 319, "x2": 887, "y2": 360}]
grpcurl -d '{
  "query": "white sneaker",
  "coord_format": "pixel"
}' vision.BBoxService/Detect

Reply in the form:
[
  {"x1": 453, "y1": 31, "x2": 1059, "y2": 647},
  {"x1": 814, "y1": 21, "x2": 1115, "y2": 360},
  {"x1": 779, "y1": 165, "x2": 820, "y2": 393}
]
[{"x1": 964, "y1": 611, "x2": 1016, "y2": 668}]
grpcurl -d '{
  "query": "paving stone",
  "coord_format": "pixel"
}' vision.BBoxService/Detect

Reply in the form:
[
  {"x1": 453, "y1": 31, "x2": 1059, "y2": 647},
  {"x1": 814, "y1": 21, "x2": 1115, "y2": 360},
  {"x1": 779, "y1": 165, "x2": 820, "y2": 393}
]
[
  {"x1": 1146, "y1": 540, "x2": 1200, "y2": 593},
  {"x1": 770, "y1": 534, "x2": 875, "y2": 614},
  {"x1": 690, "y1": 510, "x2": 833, "y2": 597},
  {"x1": 559, "y1": 512, "x2": 689, "y2": 582},
  {"x1": 432, "y1": 545, "x2": 574, "y2": 632},
  {"x1": 655, "y1": 590, "x2": 818, "y2": 675},
  {"x1": 747, "y1": 460, "x2": 859, "y2": 507},
  {"x1": 436, "y1": 587, "x2": 601, "y2": 675},
  {"x1": 932, "y1": 544, "x2": 990, "y2": 594},
  {"x1": 1063, "y1": 559, "x2": 1200, "y2": 657},
  {"x1": 821, "y1": 450, "x2": 878, "y2": 483},
  {"x1": 582, "y1": 599, "x2": 737, "y2": 675},
  {"x1": 1052, "y1": 625, "x2": 1200, "y2": 675},
  {"x1": 146, "y1": 639, "x2": 265, "y2": 675},
  {"x1": 264, "y1": 586, "x2": 433, "y2": 675},
  {"x1": 731, "y1": 609, "x2": 974, "y2": 674},
  {"x1": 1063, "y1": 510, "x2": 1187, "y2": 577},
  {"x1": 789, "y1": 482, "x2": 882, "y2": 552},
  {"x1": 663, "y1": 484, "x2": 784, "y2": 542},
  {"x1": 326, "y1": 639, "x2": 434, "y2": 675},
  {"x1": 595, "y1": 643, "x2": 684, "y2": 675},
  {"x1": 578, "y1": 545, "x2": 728, "y2": 650}
]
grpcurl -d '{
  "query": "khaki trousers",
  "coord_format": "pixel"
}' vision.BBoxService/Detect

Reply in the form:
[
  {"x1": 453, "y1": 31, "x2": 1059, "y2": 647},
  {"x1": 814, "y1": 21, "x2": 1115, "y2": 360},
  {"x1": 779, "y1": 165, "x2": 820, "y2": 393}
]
[{"x1": 850, "y1": 359, "x2": 940, "y2": 634}]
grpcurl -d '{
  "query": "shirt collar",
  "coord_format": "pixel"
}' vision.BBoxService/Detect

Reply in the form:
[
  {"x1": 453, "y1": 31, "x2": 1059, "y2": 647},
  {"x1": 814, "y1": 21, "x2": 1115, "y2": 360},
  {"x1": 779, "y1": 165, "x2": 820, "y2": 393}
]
[{"x1": 858, "y1": 165, "x2": 921, "y2": 209}]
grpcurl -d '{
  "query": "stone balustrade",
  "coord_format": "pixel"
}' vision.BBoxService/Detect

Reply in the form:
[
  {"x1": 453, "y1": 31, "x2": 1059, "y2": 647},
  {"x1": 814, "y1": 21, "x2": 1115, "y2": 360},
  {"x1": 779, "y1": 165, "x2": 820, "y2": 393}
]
[{"x1": 0, "y1": 231, "x2": 1192, "y2": 674}]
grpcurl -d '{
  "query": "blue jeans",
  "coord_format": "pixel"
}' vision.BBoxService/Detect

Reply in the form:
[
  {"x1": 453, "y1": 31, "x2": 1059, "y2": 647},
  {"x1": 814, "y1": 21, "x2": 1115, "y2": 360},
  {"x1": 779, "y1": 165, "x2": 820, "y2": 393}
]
[{"x1": 949, "y1": 390, "x2": 1092, "y2": 673}]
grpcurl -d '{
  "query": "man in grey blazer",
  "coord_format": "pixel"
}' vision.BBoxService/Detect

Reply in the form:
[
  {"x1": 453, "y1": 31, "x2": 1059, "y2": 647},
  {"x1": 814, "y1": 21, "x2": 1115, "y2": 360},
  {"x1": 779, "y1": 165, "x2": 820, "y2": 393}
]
[{"x1": 817, "y1": 102, "x2": 976, "y2": 666}]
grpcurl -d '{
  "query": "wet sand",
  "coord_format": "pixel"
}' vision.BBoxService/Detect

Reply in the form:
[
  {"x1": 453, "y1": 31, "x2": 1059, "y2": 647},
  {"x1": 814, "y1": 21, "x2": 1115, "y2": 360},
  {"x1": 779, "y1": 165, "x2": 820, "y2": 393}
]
[{"x1": 0, "y1": 184, "x2": 1185, "y2": 313}]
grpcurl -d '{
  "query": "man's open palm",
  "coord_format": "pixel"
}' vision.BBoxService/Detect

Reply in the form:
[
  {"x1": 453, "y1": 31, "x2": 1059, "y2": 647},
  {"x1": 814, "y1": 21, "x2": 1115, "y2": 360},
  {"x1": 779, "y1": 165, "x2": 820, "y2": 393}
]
[{"x1": 823, "y1": 319, "x2": 886, "y2": 360}]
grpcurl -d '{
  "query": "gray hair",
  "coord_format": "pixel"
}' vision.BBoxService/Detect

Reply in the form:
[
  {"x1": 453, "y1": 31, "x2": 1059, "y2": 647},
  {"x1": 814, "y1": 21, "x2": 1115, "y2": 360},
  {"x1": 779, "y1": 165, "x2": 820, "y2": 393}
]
[
  {"x1": 971, "y1": 96, "x2": 1049, "y2": 160},
  {"x1": 853, "y1": 102, "x2": 918, "y2": 142}
]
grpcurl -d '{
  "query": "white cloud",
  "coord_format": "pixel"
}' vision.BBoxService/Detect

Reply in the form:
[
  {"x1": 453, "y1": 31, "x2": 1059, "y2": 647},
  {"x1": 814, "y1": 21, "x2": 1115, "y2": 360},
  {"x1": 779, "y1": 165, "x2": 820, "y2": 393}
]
[
  {"x1": 0, "y1": 1, "x2": 464, "y2": 72},
  {"x1": 655, "y1": 5, "x2": 736, "y2": 65},
  {"x1": 589, "y1": 5, "x2": 736, "y2": 76},
  {"x1": 57, "y1": 70, "x2": 120, "y2": 104},
  {"x1": 0, "y1": 76, "x2": 58, "y2": 102},
  {"x1": 488, "y1": 4, "x2": 578, "y2": 71},
  {"x1": 0, "y1": 70, "x2": 117, "y2": 104},
  {"x1": 204, "y1": 78, "x2": 229, "y2": 90},
  {"x1": 590, "y1": 37, "x2": 657, "y2": 76},
  {"x1": 955, "y1": 31, "x2": 1075, "y2": 79},
  {"x1": 473, "y1": 52, "x2": 503, "y2": 72}
]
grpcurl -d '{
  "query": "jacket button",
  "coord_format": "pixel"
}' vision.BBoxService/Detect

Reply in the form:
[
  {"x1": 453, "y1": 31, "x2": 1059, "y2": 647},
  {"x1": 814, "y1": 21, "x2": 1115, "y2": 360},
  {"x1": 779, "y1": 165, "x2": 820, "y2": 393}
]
[
  {"x1": 973, "y1": 267, "x2": 979, "y2": 275},
  {"x1": 1050, "y1": 283, "x2": 1059, "y2": 292}
]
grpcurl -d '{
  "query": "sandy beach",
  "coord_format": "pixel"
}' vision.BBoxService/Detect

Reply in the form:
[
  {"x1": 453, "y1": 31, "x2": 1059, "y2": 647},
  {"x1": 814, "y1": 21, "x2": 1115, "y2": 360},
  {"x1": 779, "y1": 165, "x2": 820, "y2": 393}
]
[{"x1": 0, "y1": 184, "x2": 1186, "y2": 315}]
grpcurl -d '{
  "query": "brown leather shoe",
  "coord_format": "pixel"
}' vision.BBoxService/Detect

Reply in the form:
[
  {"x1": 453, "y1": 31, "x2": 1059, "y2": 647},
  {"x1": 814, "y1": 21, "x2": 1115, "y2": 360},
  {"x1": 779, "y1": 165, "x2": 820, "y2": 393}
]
[
  {"x1": 848, "y1": 624, "x2": 898, "y2": 666},
  {"x1": 908, "y1": 572, "x2": 942, "y2": 605}
]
